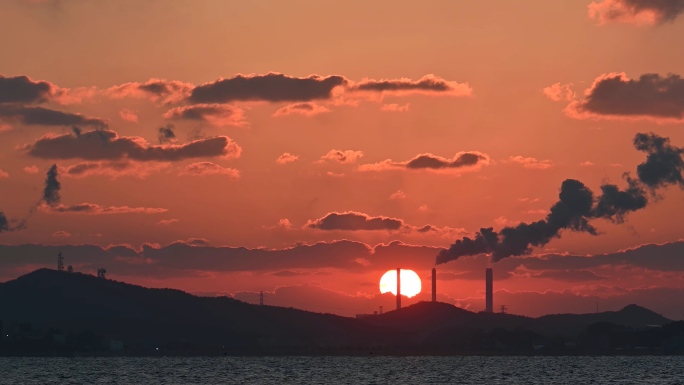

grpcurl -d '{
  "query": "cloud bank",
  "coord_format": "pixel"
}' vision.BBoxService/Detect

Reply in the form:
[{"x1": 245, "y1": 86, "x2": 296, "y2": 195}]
[{"x1": 589, "y1": 0, "x2": 684, "y2": 25}]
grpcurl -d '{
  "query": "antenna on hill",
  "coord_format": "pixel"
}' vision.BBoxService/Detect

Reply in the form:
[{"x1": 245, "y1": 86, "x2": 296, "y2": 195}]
[
  {"x1": 379, "y1": 306, "x2": 383, "y2": 315},
  {"x1": 596, "y1": 302, "x2": 599, "y2": 314},
  {"x1": 500, "y1": 305, "x2": 507, "y2": 314},
  {"x1": 259, "y1": 291, "x2": 264, "y2": 306},
  {"x1": 57, "y1": 252, "x2": 64, "y2": 271}
]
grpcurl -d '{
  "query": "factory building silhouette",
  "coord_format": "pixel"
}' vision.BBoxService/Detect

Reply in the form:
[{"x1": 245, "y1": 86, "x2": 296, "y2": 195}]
[{"x1": 392, "y1": 267, "x2": 494, "y2": 313}]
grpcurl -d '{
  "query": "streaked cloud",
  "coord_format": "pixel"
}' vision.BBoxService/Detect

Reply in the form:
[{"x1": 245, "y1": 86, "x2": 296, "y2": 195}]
[
  {"x1": 118, "y1": 109, "x2": 139, "y2": 123},
  {"x1": 42, "y1": 203, "x2": 168, "y2": 215},
  {"x1": 59, "y1": 161, "x2": 170, "y2": 179},
  {"x1": 508, "y1": 155, "x2": 554, "y2": 169},
  {"x1": 22, "y1": 129, "x2": 241, "y2": 162},
  {"x1": 179, "y1": 162, "x2": 240, "y2": 178},
  {"x1": 0, "y1": 104, "x2": 108, "y2": 129},
  {"x1": 163, "y1": 104, "x2": 246, "y2": 127},
  {"x1": 350, "y1": 74, "x2": 472, "y2": 97},
  {"x1": 273, "y1": 102, "x2": 331, "y2": 117},
  {"x1": 276, "y1": 152, "x2": 299, "y2": 164},
  {"x1": 380, "y1": 103, "x2": 410, "y2": 112}
]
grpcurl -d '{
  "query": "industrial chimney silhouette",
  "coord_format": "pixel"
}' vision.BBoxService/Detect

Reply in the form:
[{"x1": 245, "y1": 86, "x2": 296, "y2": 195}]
[
  {"x1": 485, "y1": 268, "x2": 493, "y2": 313},
  {"x1": 396, "y1": 268, "x2": 401, "y2": 310},
  {"x1": 431, "y1": 268, "x2": 437, "y2": 302}
]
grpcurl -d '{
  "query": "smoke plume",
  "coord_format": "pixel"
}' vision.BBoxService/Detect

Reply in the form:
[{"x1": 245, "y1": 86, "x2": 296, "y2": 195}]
[
  {"x1": 0, "y1": 211, "x2": 10, "y2": 233},
  {"x1": 436, "y1": 132, "x2": 684, "y2": 264},
  {"x1": 43, "y1": 164, "x2": 61, "y2": 206},
  {"x1": 157, "y1": 124, "x2": 176, "y2": 144},
  {"x1": 0, "y1": 164, "x2": 61, "y2": 234}
]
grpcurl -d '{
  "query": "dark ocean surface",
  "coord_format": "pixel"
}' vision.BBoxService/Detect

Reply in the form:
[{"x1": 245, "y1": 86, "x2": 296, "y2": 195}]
[{"x1": 1, "y1": 356, "x2": 682, "y2": 384}]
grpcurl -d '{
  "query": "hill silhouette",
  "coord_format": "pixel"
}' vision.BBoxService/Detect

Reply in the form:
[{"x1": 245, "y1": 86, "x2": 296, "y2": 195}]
[{"x1": 0, "y1": 269, "x2": 675, "y2": 355}]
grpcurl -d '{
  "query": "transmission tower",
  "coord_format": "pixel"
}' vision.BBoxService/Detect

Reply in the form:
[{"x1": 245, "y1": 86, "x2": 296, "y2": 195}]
[
  {"x1": 259, "y1": 291, "x2": 264, "y2": 306},
  {"x1": 57, "y1": 252, "x2": 64, "y2": 271}
]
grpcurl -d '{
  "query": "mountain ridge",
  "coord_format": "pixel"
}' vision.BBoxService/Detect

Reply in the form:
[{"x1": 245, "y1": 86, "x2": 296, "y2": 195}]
[{"x1": 0, "y1": 269, "x2": 675, "y2": 355}]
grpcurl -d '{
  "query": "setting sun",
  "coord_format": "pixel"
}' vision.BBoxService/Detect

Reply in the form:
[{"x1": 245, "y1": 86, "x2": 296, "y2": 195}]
[{"x1": 379, "y1": 269, "x2": 422, "y2": 298}]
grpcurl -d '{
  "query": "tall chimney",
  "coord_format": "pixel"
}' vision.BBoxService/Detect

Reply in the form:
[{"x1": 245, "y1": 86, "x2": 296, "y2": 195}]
[
  {"x1": 396, "y1": 268, "x2": 401, "y2": 310},
  {"x1": 431, "y1": 268, "x2": 437, "y2": 302},
  {"x1": 485, "y1": 268, "x2": 493, "y2": 313}
]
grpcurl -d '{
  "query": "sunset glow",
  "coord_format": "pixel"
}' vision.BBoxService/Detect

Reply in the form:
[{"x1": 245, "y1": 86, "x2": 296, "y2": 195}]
[{"x1": 379, "y1": 269, "x2": 422, "y2": 298}]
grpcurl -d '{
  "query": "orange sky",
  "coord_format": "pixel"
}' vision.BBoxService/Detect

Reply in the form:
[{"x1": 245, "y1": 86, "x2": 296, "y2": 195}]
[{"x1": 1, "y1": 0, "x2": 684, "y2": 319}]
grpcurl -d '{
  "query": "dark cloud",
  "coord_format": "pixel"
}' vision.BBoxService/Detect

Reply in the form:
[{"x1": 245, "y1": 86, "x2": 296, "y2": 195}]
[
  {"x1": 437, "y1": 133, "x2": 684, "y2": 264},
  {"x1": 271, "y1": 270, "x2": 309, "y2": 277},
  {"x1": 59, "y1": 161, "x2": 169, "y2": 179},
  {"x1": 0, "y1": 241, "x2": 379, "y2": 279},
  {"x1": 406, "y1": 152, "x2": 487, "y2": 169},
  {"x1": 529, "y1": 269, "x2": 607, "y2": 282},
  {"x1": 45, "y1": 203, "x2": 167, "y2": 215},
  {"x1": 188, "y1": 73, "x2": 347, "y2": 104},
  {"x1": 358, "y1": 151, "x2": 490, "y2": 172},
  {"x1": 589, "y1": 0, "x2": 684, "y2": 25},
  {"x1": 351, "y1": 74, "x2": 471, "y2": 96},
  {"x1": 23, "y1": 129, "x2": 242, "y2": 162},
  {"x1": 496, "y1": 241, "x2": 684, "y2": 273},
  {"x1": 157, "y1": 124, "x2": 176, "y2": 144},
  {"x1": 0, "y1": 74, "x2": 54, "y2": 104},
  {"x1": 569, "y1": 73, "x2": 684, "y2": 120},
  {"x1": 163, "y1": 104, "x2": 245, "y2": 126},
  {"x1": 433, "y1": 272, "x2": 463, "y2": 281},
  {"x1": 0, "y1": 104, "x2": 108, "y2": 129},
  {"x1": 307, "y1": 212, "x2": 405, "y2": 231}
]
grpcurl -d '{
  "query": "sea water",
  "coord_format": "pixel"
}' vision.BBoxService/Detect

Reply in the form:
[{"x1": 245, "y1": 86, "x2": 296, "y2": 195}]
[{"x1": 0, "y1": 356, "x2": 682, "y2": 384}]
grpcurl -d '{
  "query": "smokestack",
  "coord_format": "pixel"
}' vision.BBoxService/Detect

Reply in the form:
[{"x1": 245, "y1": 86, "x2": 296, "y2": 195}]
[
  {"x1": 486, "y1": 268, "x2": 493, "y2": 313},
  {"x1": 396, "y1": 268, "x2": 401, "y2": 310},
  {"x1": 431, "y1": 268, "x2": 437, "y2": 302}
]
